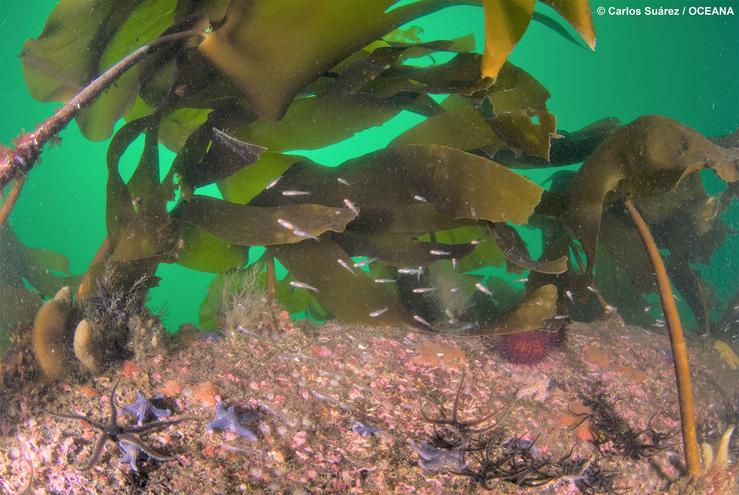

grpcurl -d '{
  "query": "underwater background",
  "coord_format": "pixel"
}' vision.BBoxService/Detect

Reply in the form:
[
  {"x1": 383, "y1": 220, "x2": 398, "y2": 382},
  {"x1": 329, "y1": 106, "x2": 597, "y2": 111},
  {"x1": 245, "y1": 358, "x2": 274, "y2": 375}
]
[{"x1": 1, "y1": 0, "x2": 737, "y2": 331}]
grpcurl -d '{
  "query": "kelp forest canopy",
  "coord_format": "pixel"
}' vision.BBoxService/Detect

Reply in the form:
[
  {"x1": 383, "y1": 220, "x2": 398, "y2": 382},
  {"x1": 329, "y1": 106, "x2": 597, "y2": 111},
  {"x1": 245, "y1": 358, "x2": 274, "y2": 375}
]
[{"x1": 2, "y1": 0, "x2": 738, "y2": 341}]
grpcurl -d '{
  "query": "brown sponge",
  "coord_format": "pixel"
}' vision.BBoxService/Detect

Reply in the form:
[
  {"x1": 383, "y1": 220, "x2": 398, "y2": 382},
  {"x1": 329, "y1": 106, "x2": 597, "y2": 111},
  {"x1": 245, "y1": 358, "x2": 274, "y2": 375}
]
[
  {"x1": 73, "y1": 319, "x2": 100, "y2": 373},
  {"x1": 31, "y1": 286, "x2": 72, "y2": 380}
]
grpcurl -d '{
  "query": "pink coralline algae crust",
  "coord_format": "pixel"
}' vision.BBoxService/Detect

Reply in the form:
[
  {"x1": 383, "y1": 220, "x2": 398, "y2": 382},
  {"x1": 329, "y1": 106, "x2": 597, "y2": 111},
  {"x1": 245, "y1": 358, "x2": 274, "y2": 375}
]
[{"x1": 0, "y1": 317, "x2": 736, "y2": 494}]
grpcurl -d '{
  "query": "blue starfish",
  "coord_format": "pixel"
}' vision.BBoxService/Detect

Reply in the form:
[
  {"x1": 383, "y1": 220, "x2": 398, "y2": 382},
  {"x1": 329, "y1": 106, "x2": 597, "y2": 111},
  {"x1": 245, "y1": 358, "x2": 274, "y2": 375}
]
[
  {"x1": 351, "y1": 419, "x2": 381, "y2": 436},
  {"x1": 207, "y1": 401, "x2": 259, "y2": 441},
  {"x1": 122, "y1": 391, "x2": 171, "y2": 426},
  {"x1": 411, "y1": 441, "x2": 468, "y2": 472}
]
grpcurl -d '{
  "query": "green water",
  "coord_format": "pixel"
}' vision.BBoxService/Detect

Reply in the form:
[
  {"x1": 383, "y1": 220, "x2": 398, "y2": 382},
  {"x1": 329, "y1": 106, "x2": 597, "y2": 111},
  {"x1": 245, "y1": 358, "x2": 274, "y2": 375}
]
[{"x1": 1, "y1": 1, "x2": 737, "y2": 330}]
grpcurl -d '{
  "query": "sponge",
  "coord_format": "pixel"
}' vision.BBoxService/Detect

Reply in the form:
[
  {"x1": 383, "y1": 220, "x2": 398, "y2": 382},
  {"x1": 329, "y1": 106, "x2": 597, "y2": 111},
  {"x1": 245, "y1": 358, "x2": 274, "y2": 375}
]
[
  {"x1": 31, "y1": 286, "x2": 72, "y2": 380},
  {"x1": 73, "y1": 319, "x2": 101, "y2": 373}
]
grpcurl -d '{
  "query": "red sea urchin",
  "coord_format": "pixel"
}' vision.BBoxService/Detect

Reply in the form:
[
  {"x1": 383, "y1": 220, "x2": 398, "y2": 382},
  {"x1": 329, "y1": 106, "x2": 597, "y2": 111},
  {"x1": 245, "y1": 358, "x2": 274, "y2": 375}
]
[{"x1": 497, "y1": 330, "x2": 558, "y2": 365}]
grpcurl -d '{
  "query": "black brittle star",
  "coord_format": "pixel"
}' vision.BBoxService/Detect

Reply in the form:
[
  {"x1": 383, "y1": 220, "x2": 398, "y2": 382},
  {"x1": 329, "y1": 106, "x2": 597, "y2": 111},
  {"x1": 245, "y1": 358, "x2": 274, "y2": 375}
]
[{"x1": 47, "y1": 380, "x2": 191, "y2": 471}]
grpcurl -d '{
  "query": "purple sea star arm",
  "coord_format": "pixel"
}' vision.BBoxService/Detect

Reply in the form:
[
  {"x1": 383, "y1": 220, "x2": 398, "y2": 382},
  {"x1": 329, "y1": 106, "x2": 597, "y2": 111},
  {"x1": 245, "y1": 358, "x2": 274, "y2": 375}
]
[
  {"x1": 122, "y1": 391, "x2": 172, "y2": 426},
  {"x1": 411, "y1": 441, "x2": 468, "y2": 472},
  {"x1": 351, "y1": 419, "x2": 381, "y2": 436},
  {"x1": 207, "y1": 401, "x2": 259, "y2": 441}
]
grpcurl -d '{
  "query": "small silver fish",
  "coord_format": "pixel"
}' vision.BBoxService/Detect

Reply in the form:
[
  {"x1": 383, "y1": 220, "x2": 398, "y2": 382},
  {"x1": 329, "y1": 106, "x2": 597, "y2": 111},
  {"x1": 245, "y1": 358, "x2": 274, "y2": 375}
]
[
  {"x1": 513, "y1": 277, "x2": 529, "y2": 283},
  {"x1": 353, "y1": 257, "x2": 378, "y2": 268},
  {"x1": 553, "y1": 314, "x2": 569, "y2": 320},
  {"x1": 337, "y1": 259, "x2": 355, "y2": 276},
  {"x1": 429, "y1": 250, "x2": 451, "y2": 256},
  {"x1": 565, "y1": 290, "x2": 575, "y2": 303},
  {"x1": 266, "y1": 176, "x2": 282, "y2": 189},
  {"x1": 413, "y1": 195, "x2": 428, "y2": 202},
  {"x1": 398, "y1": 267, "x2": 423, "y2": 275},
  {"x1": 604, "y1": 304, "x2": 617, "y2": 313},
  {"x1": 413, "y1": 287, "x2": 435, "y2": 294},
  {"x1": 475, "y1": 282, "x2": 492, "y2": 296},
  {"x1": 337, "y1": 178, "x2": 351, "y2": 186},
  {"x1": 470, "y1": 239, "x2": 481, "y2": 245},
  {"x1": 586, "y1": 285, "x2": 599, "y2": 294},
  {"x1": 451, "y1": 258, "x2": 457, "y2": 269},
  {"x1": 450, "y1": 288, "x2": 460, "y2": 293},
  {"x1": 374, "y1": 278, "x2": 396, "y2": 284},
  {"x1": 293, "y1": 229, "x2": 319, "y2": 241},
  {"x1": 289, "y1": 281, "x2": 319, "y2": 293},
  {"x1": 369, "y1": 307, "x2": 388, "y2": 318},
  {"x1": 277, "y1": 218, "x2": 294, "y2": 230},
  {"x1": 413, "y1": 315, "x2": 431, "y2": 327},
  {"x1": 282, "y1": 190, "x2": 311, "y2": 196},
  {"x1": 343, "y1": 198, "x2": 360, "y2": 216},
  {"x1": 444, "y1": 309, "x2": 455, "y2": 320}
]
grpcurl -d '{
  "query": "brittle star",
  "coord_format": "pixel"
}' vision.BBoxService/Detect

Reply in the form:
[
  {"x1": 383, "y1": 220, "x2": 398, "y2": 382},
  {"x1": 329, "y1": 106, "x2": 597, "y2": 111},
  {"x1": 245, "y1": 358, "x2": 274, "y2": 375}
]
[{"x1": 47, "y1": 380, "x2": 191, "y2": 471}]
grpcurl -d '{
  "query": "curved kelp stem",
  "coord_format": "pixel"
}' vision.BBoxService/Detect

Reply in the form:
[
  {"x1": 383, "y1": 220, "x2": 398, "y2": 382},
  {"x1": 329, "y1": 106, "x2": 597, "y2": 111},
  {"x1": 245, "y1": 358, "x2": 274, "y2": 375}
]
[
  {"x1": 624, "y1": 198, "x2": 701, "y2": 476},
  {"x1": 0, "y1": 175, "x2": 26, "y2": 229},
  {"x1": 0, "y1": 29, "x2": 205, "y2": 192}
]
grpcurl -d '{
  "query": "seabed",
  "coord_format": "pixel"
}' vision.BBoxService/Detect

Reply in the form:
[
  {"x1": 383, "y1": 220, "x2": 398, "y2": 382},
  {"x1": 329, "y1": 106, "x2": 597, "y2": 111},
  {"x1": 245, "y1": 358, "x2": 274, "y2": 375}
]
[{"x1": 0, "y1": 311, "x2": 736, "y2": 494}]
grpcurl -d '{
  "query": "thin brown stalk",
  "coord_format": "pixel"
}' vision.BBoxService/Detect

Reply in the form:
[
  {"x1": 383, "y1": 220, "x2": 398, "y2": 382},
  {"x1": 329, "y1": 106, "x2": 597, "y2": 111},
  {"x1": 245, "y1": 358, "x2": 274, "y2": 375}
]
[
  {"x1": 0, "y1": 29, "x2": 204, "y2": 191},
  {"x1": 0, "y1": 175, "x2": 26, "y2": 229},
  {"x1": 265, "y1": 253, "x2": 278, "y2": 301},
  {"x1": 624, "y1": 198, "x2": 701, "y2": 476}
]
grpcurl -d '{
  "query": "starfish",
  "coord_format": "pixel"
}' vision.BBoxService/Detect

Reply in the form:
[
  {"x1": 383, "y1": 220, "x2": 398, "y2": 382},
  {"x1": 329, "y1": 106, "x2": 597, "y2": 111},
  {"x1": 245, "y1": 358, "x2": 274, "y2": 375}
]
[
  {"x1": 207, "y1": 401, "x2": 259, "y2": 441},
  {"x1": 122, "y1": 391, "x2": 171, "y2": 426},
  {"x1": 47, "y1": 380, "x2": 191, "y2": 471}
]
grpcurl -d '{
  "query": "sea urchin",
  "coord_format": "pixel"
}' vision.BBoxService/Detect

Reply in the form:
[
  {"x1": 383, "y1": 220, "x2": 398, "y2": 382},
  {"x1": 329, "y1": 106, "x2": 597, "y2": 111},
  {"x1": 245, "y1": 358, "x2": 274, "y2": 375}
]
[{"x1": 497, "y1": 330, "x2": 557, "y2": 365}]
